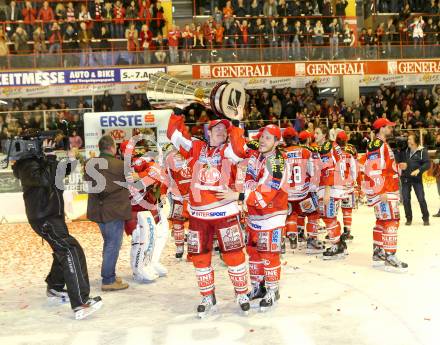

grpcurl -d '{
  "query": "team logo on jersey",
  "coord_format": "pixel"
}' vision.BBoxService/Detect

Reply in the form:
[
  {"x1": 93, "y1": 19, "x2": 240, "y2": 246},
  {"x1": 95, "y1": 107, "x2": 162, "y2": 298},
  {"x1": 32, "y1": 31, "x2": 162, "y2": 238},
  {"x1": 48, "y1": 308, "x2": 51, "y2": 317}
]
[
  {"x1": 287, "y1": 151, "x2": 302, "y2": 159},
  {"x1": 245, "y1": 180, "x2": 258, "y2": 191},
  {"x1": 198, "y1": 167, "x2": 221, "y2": 184},
  {"x1": 179, "y1": 166, "x2": 192, "y2": 179}
]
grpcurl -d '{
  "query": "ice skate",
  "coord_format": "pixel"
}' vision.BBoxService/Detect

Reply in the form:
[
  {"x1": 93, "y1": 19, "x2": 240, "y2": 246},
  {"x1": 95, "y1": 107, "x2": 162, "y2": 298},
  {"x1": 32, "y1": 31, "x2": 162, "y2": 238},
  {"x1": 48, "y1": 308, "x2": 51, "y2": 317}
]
[
  {"x1": 153, "y1": 262, "x2": 168, "y2": 277},
  {"x1": 259, "y1": 288, "x2": 280, "y2": 312},
  {"x1": 197, "y1": 293, "x2": 217, "y2": 318},
  {"x1": 287, "y1": 233, "x2": 297, "y2": 250},
  {"x1": 343, "y1": 227, "x2": 354, "y2": 241},
  {"x1": 175, "y1": 246, "x2": 184, "y2": 260},
  {"x1": 383, "y1": 254, "x2": 408, "y2": 273},
  {"x1": 133, "y1": 266, "x2": 158, "y2": 283},
  {"x1": 298, "y1": 230, "x2": 306, "y2": 242},
  {"x1": 247, "y1": 281, "x2": 267, "y2": 301},
  {"x1": 372, "y1": 246, "x2": 386, "y2": 267},
  {"x1": 46, "y1": 288, "x2": 69, "y2": 303},
  {"x1": 306, "y1": 237, "x2": 325, "y2": 255},
  {"x1": 281, "y1": 237, "x2": 286, "y2": 255},
  {"x1": 236, "y1": 293, "x2": 250, "y2": 315},
  {"x1": 322, "y1": 236, "x2": 347, "y2": 260},
  {"x1": 74, "y1": 296, "x2": 103, "y2": 320}
]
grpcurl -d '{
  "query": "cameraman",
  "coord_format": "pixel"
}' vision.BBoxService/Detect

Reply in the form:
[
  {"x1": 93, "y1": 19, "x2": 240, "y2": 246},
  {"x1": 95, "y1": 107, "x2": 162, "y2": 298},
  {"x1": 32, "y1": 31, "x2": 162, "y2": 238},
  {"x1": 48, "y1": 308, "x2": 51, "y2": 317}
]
[
  {"x1": 12, "y1": 136, "x2": 102, "y2": 320},
  {"x1": 397, "y1": 133, "x2": 430, "y2": 226}
]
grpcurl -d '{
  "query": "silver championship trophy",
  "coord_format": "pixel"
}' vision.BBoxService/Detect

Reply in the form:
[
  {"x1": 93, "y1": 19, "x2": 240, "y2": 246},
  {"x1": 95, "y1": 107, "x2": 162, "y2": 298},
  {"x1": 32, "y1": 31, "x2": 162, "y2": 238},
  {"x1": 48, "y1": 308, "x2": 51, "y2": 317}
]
[{"x1": 146, "y1": 72, "x2": 245, "y2": 120}]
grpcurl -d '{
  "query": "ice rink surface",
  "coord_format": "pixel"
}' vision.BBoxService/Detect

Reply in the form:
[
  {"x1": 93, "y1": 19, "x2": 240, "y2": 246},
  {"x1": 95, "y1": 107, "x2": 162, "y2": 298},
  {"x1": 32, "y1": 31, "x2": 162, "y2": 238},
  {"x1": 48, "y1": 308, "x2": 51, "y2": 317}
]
[{"x1": 0, "y1": 185, "x2": 439, "y2": 345}]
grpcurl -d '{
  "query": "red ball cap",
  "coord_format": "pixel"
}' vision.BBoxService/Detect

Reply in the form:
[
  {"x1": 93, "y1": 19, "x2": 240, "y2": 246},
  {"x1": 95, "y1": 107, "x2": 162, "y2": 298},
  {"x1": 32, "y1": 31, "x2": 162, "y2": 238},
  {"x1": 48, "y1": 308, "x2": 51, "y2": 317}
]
[
  {"x1": 336, "y1": 130, "x2": 348, "y2": 142},
  {"x1": 298, "y1": 130, "x2": 313, "y2": 141},
  {"x1": 256, "y1": 124, "x2": 282, "y2": 140},
  {"x1": 373, "y1": 118, "x2": 396, "y2": 130},
  {"x1": 282, "y1": 127, "x2": 298, "y2": 138},
  {"x1": 208, "y1": 119, "x2": 231, "y2": 130}
]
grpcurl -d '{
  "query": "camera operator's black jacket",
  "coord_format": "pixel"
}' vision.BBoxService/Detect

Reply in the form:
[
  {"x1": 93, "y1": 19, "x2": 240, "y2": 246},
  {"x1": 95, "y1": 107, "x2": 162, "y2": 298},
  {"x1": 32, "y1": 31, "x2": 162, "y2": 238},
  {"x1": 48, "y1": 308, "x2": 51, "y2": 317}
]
[
  {"x1": 396, "y1": 146, "x2": 430, "y2": 182},
  {"x1": 12, "y1": 156, "x2": 71, "y2": 221}
]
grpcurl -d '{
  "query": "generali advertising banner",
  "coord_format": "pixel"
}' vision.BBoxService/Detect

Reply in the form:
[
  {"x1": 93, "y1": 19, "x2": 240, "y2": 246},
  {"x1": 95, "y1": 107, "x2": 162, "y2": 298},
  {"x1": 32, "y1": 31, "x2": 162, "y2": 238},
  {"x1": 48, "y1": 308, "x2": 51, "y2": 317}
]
[
  {"x1": 295, "y1": 61, "x2": 388, "y2": 76},
  {"x1": 192, "y1": 63, "x2": 295, "y2": 79}
]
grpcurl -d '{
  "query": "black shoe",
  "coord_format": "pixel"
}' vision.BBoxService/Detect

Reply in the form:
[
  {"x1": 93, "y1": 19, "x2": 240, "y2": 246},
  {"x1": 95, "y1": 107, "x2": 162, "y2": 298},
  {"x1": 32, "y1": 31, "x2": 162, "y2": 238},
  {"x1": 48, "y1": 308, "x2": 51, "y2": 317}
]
[
  {"x1": 405, "y1": 220, "x2": 412, "y2": 226},
  {"x1": 433, "y1": 211, "x2": 440, "y2": 218},
  {"x1": 423, "y1": 220, "x2": 430, "y2": 226}
]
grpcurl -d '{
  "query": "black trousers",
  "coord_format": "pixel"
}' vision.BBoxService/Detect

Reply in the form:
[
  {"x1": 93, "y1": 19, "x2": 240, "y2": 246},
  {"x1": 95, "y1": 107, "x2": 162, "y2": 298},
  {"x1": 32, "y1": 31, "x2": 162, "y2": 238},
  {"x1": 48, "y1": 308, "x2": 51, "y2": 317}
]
[
  {"x1": 29, "y1": 216, "x2": 90, "y2": 309},
  {"x1": 401, "y1": 179, "x2": 430, "y2": 222}
]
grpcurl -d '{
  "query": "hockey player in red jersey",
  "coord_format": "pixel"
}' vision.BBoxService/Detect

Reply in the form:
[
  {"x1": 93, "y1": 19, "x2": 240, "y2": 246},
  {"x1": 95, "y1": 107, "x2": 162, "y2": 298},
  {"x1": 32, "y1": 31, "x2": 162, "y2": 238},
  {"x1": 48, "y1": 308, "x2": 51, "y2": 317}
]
[
  {"x1": 167, "y1": 109, "x2": 250, "y2": 317},
  {"x1": 120, "y1": 140, "x2": 169, "y2": 283},
  {"x1": 280, "y1": 127, "x2": 297, "y2": 253},
  {"x1": 363, "y1": 118, "x2": 408, "y2": 272},
  {"x1": 227, "y1": 123, "x2": 288, "y2": 311},
  {"x1": 314, "y1": 126, "x2": 348, "y2": 259},
  {"x1": 164, "y1": 144, "x2": 191, "y2": 259},
  {"x1": 285, "y1": 130, "x2": 325, "y2": 254},
  {"x1": 335, "y1": 131, "x2": 358, "y2": 241}
]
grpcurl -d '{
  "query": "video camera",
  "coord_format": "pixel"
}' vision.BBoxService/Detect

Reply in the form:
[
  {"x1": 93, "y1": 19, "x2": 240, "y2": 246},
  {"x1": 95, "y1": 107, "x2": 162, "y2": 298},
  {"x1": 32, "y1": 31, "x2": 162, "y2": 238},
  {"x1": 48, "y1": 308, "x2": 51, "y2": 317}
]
[
  {"x1": 388, "y1": 136, "x2": 408, "y2": 152},
  {"x1": 1, "y1": 129, "x2": 60, "y2": 168}
]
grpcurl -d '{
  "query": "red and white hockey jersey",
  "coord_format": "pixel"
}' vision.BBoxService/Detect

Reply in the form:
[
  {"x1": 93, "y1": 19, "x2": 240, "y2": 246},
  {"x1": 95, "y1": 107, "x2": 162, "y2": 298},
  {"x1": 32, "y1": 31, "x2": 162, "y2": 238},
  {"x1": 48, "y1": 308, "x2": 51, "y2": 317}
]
[
  {"x1": 363, "y1": 136, "x2": 400, "y2": 206},
  {"x1": 285, "y1": 144, "x2": 320, "y2": 201},
  {"x1": 340, "y1": 144, "x2": 358, "y2": 195},
  {"x1": 317, "y1": 140, "x2": 347, "y2": 199},
  {"x1": 228, "y1": 126, "x2": 288, "y2": 231},
  {"x1": 167, "y1": 114, "x2": 241, "y2": 220},
  {"x1": 165, "y1": 150, "x2": 192, "y2": 202}
]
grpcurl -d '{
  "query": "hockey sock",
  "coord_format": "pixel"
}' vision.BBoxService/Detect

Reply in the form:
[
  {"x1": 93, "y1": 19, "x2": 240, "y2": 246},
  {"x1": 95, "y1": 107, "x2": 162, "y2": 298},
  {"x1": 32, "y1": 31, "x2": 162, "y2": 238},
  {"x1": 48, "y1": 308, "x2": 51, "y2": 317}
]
[
  {"x1": 172, "y1": 220, "x2": 185, "y2": 251},
  {"x1": 260, "y1": 253, "x2": 281, "y2": 290},
  {"x1": 227, "y1": 263, "x2": 248, "y2": 295},
  {"x1": 373, "y1": 221, "x2": 384, "y2": 250},
  {"x1": 306, "y1": 213, "x2": 320, "y2": 239},
  {"x1": 247, "y1": 246, "x2": 264, "y2": 284},
  {"x1": 195, "y1": 266, "x2": 215, "y2": 296},
  {"x1": 323, "y1": 217, "x2": 341, "y2": 244},
  {"x1": 382, "y1": 220, "x2": 399, "y2": 255},
  {"x1": 342, "y1": 208, "x2": 353, "y2": 232}
]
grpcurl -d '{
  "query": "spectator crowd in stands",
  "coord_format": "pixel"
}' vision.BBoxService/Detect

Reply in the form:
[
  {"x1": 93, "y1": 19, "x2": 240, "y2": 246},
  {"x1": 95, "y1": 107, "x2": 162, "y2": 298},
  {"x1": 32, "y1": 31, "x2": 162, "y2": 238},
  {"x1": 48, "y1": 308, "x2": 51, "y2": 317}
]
[{"x1": 2, "y1": 0, "x2": 440, "y2": 67}]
